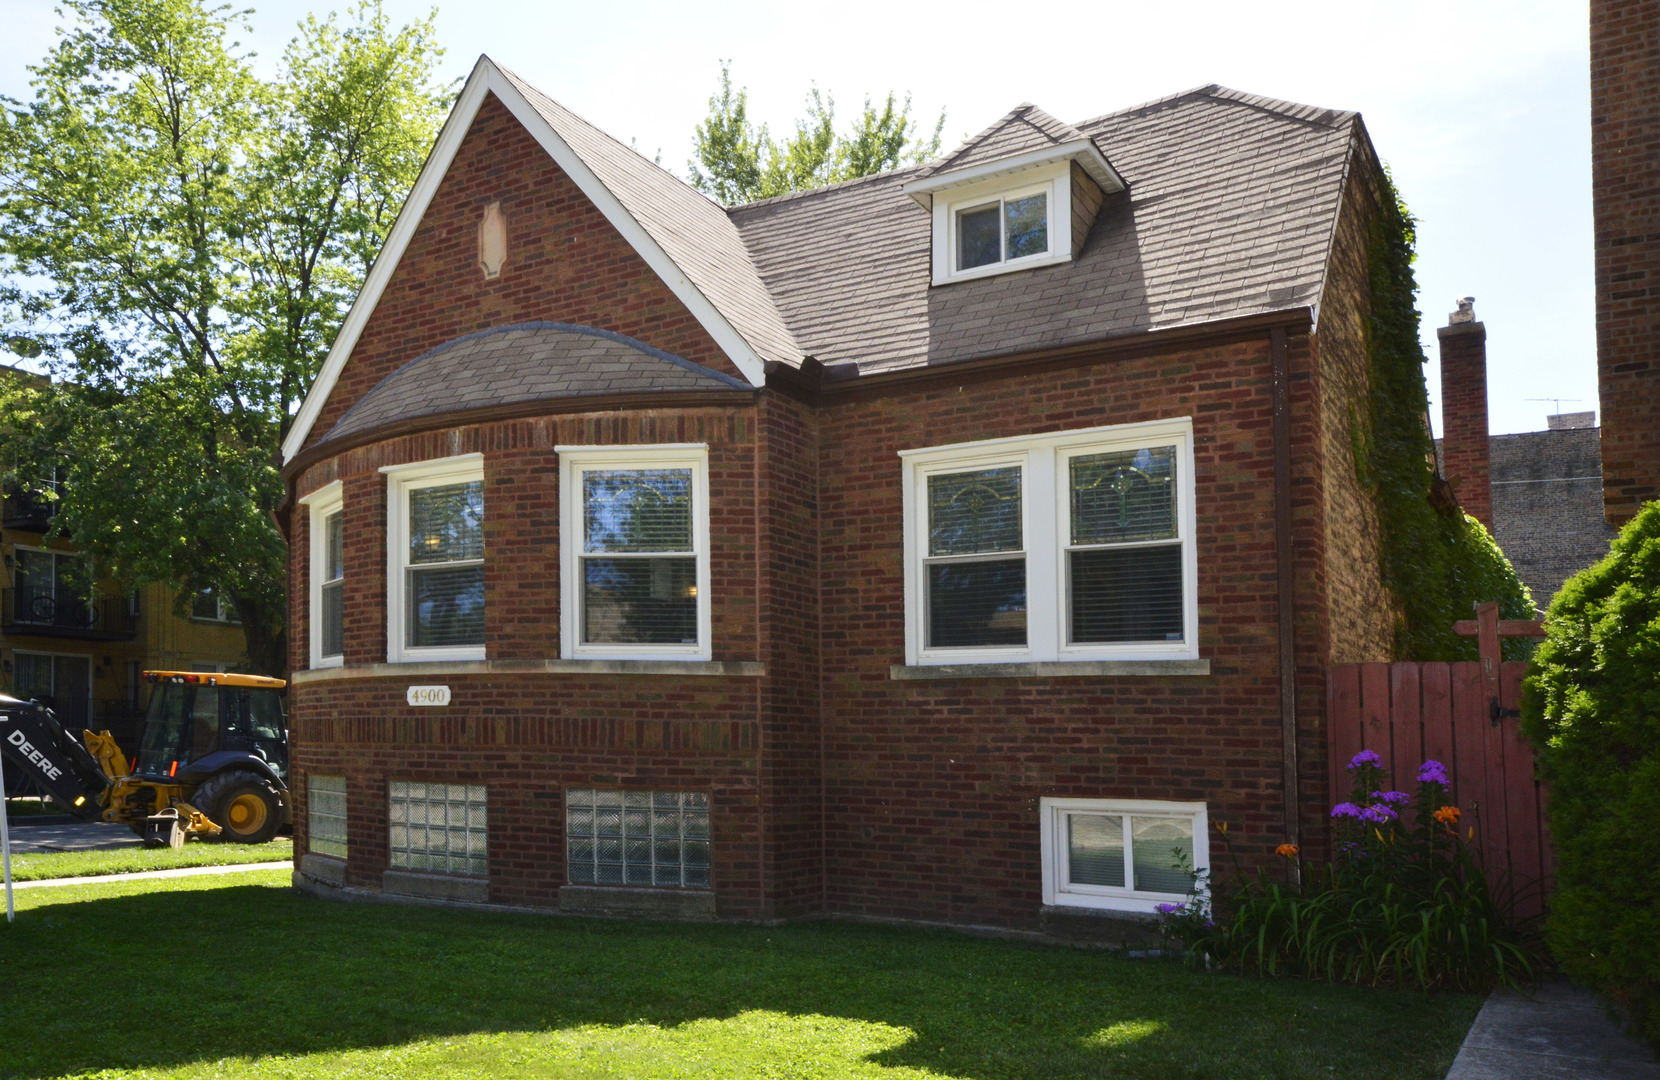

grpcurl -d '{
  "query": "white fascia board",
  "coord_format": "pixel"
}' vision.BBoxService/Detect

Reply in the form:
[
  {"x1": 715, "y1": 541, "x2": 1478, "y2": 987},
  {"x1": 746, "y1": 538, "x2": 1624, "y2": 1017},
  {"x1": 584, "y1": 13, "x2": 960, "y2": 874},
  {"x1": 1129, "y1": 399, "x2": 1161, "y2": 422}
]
[
  {"x1": 902, "y1": 139, "x2": 1127, "y2": 209},
  {"x1": 282, "y1": 56, "x2": 768, "y2": 465}
]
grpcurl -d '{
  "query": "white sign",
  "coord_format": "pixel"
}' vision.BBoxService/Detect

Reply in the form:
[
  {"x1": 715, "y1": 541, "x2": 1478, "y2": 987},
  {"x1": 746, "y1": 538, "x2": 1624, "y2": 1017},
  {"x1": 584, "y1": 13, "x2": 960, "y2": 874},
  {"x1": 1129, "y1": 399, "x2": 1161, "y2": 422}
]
[{"x1": 406, "y1": 685, "x2": 451, "y2": 707}]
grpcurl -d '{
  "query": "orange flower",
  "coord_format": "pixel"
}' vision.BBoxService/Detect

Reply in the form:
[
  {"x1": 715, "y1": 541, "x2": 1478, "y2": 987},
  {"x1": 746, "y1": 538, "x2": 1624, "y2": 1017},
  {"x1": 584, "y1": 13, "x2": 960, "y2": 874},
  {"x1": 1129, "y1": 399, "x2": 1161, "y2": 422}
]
[
  {"x1": 1433, "y1": 805, "x2": 1462, "y2": 825},
  {"x1": 1275, "y1": 843, "x2": 1299, "y2": 858}
]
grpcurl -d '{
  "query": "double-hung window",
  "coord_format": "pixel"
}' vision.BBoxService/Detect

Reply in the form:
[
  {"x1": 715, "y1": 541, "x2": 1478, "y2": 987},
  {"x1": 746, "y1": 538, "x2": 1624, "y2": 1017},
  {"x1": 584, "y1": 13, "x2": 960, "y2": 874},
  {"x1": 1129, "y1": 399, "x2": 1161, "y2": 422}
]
[
  {"x1": 300, "y1": 480, "x2": 344, "y2": 668},
  {"x1": 901, "y1": 419, "x2": 1197, "y2": 665},
  {"x1": 558, "y1": 444, "x2": 710, "y2": 661},
  {"x1": 1041, "y1": 797, "x2": 1209, "y2": 913},
  {"x1": 383, "y1": 455, "x2": 485, "y2": 663}
]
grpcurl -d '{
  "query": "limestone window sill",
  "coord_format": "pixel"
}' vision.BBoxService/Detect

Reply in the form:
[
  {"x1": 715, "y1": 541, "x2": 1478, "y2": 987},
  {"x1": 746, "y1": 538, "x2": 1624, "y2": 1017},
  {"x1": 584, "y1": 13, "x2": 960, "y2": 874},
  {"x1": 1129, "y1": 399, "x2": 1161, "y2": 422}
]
[
  {"x1": 889, "y1": 659, "x2": 1210, "y2": 680},
  {"x1": 291, "y1": 658, "x2": 766, "y2": 684}
]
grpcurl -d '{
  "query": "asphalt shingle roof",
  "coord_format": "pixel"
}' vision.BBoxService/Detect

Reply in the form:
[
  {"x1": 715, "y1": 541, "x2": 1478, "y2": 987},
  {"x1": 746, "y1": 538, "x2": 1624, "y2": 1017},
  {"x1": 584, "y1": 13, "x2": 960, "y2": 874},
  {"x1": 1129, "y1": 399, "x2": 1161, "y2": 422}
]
[
  {"x1": 322, "y1": 322, "x2": 751, "y2": 443},
  {"x1": 727, "y1": 84, "x2": 1358, "y2": 374},
  {"x1": 500, "y1": 67, "x2": 803, "y2": 369}
]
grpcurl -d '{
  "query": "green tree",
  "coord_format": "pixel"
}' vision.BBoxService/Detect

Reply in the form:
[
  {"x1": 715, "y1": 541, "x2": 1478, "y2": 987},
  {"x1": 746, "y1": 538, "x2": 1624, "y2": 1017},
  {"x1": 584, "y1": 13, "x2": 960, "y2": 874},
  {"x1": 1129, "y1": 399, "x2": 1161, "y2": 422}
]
[
  {"x1": 0, "y1": 0, "x2": 449, "y2": 675},
  {"x1": 688, "y1": 62, "x2": 945, "y2": 205}
]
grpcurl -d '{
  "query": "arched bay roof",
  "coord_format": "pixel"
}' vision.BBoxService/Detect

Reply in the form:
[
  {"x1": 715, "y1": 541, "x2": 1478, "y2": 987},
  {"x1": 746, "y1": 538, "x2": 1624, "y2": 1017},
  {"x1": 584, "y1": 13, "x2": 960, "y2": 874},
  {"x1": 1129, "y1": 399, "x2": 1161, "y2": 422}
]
[{"x1": 320, "y1": 322, "x2": 753, "y2": 445}]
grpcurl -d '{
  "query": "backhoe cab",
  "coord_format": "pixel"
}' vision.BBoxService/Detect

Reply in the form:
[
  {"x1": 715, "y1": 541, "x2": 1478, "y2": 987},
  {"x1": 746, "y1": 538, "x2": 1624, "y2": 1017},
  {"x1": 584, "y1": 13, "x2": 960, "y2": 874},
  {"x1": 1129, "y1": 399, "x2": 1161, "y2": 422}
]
[{"x1": 2, "y1": 670, "x2": 288, "y2": 847}]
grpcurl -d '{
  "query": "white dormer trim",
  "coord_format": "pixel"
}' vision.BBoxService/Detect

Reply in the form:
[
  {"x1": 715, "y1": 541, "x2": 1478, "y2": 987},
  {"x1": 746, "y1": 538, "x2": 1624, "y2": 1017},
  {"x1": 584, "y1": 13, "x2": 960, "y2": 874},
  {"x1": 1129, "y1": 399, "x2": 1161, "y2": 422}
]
[
  {"x1": 281, "y1": 56, "x2": 768, "y2": 465},
  {"x1": 902, "y1": 139, "x2": 1125, "y2": 209},
  {"x1": 928, "y1": 162, "x2": 1071, "y2": 286}
]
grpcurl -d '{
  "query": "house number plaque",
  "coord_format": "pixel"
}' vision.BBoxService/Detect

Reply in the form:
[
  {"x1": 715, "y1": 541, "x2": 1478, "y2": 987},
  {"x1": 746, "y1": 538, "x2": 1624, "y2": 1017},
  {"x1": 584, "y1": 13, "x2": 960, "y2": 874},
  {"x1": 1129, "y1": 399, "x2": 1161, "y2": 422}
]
[{"x1": 406, "y1": 685, "x2": 451, "y2": 707}]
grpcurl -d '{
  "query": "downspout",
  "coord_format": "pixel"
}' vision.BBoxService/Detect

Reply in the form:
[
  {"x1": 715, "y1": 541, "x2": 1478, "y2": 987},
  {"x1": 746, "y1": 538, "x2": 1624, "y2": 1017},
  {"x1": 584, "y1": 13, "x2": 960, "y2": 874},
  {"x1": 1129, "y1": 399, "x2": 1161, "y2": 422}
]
[{"x1": 1270, "y1": 326, "x2": 1301, "y2": 883}]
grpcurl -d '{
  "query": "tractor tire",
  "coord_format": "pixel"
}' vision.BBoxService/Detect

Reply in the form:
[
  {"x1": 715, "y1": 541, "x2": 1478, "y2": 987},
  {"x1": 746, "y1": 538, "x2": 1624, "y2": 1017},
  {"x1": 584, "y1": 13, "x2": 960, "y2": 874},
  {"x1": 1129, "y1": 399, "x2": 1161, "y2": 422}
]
[{"x1": 191, "y1": 769, "x2": 284, "y2": 845}]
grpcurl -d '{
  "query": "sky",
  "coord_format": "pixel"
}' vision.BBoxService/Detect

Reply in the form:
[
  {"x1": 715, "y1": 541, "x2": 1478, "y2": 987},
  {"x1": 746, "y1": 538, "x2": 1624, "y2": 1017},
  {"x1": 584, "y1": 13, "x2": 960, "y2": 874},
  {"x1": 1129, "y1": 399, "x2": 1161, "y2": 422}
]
[{"x1": 0, "y1": 0, "x2": 1593, "y2": 436}]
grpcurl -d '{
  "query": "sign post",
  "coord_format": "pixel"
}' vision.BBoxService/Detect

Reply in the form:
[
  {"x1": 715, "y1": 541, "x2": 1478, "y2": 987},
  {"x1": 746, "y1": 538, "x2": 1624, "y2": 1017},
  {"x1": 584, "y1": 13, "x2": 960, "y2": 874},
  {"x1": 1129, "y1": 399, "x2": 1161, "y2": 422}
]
[{"x1": 1, "y1": 711, "x2": 14, "y2": 923}]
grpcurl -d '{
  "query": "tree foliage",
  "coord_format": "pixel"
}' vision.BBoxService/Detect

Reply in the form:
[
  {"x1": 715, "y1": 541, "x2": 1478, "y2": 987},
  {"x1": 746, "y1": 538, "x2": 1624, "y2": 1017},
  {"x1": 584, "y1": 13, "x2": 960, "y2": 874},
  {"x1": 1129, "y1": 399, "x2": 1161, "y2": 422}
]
[
  {"x1": 1357, "y1": 172, "x2": 1534, "y2": 660},
  {"x1": 0, "y1": 0, "x2": 449, "y2": 674},
  {"x1": 688, "y1": 62, "x2": 945, "y2": 205},
  {"x1": 1522, "y1": 501, "x2": 1660, "y2": 1051}
]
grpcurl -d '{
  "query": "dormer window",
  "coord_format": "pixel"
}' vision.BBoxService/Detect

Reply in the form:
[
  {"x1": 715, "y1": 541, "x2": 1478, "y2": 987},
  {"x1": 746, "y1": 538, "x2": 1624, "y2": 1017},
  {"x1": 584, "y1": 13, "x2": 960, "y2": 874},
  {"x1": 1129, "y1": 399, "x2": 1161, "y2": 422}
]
[
  {"x1": 902, "y1": 105, "x2": 1126, "y2": 288},
  {"x1": 956, "y1": 188, "x2": 1049, "y2": 271}
]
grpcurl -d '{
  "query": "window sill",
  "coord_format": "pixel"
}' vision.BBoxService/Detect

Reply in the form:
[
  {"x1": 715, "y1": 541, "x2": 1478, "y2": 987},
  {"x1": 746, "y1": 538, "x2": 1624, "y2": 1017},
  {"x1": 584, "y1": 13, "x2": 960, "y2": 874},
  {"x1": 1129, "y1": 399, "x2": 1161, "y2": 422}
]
[
  {"x1": 290, "y1": 658, "x2": 766, "y2": 685},
  {"x1": 890, "y1": 659, "x2": 1209, "y2": 680},
  {"x1": 383, "y1": 869, "x2": 488, "y2": 904}
]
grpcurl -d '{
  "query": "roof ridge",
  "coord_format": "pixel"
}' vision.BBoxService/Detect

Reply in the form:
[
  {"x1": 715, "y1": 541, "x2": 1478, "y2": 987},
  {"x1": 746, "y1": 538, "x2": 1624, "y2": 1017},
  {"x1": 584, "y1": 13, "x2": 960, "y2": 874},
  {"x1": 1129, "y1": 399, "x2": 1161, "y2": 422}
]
[
  {"x1": 1077, "y1": 83, "x2": 1355, "y2": 130},
  {"x1": 495, "y1": 64, "x2": 726, "y2": 209}
]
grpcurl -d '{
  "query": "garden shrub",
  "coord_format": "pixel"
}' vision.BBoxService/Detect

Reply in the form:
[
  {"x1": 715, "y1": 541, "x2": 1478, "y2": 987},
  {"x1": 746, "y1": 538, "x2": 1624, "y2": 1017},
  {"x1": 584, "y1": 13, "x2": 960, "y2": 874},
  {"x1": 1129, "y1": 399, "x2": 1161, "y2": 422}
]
[
  {"x1": 1160, "y1": 751, "x2": 1537, "y2": 993},
  {"x1": 1523, "y1": 499, "x2": 1660, "y2": 1049}
]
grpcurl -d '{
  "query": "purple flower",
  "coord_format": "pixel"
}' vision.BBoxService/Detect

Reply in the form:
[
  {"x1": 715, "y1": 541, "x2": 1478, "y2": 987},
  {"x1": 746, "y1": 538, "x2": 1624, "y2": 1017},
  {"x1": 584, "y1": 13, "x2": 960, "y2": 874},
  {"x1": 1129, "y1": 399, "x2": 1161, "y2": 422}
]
[
  {"x1": 1347, "y1": 749, "x2": 1383, "y2": 770},
  {"x1": 1371, "y1": 790, "x2": 1411, "y2": 805},
  {"x1": 1359, "y1": 803, "x2": 1399, "y2": 823},
  {"x1": 1155, "y1": 903, "x2": 1183, "y2": 915},
  {"x1": 1336, "y1": 840, "x2": 1367, "y2": 859},
  {"x1": 1417, "y1": 760, "x2": 1450, "y2": 785},
  {"x1": 1330, "y1": 802, "x2": 1364, "y2": 819}
]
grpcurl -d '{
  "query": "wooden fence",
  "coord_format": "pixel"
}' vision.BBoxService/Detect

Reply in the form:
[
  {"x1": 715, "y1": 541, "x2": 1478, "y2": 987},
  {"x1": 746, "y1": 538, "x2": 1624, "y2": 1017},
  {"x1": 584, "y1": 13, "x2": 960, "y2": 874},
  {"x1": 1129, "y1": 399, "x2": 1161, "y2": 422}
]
[{"x1": 1326, "y1": 659, "x2": 1550, "y2": 917}]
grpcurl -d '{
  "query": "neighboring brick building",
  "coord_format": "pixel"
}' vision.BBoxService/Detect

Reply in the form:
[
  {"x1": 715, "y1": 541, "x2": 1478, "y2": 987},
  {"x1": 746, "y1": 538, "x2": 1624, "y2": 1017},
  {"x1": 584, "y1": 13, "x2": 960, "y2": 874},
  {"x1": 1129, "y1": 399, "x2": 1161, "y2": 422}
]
[
  {"x1": 282, "y1": 58, "x2": 1408, "y2": 934},
  {"x1": 1591, "y1": 0, "x2": 1660, "y2": 523},
  {"x1": 1489, "y1": 416, "x2": 1618, "y2": 610}
]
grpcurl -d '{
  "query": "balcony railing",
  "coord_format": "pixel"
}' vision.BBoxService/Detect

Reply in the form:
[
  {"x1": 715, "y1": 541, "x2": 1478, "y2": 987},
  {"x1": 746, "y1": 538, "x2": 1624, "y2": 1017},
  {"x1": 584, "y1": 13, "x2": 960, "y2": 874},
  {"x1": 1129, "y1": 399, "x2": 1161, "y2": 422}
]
[
  {"x1": 2, "y1": 491, "x2": 56, "y2": 532},
  {"x1": 2, "y1": 587, "x2": 137, "y2": 640}
]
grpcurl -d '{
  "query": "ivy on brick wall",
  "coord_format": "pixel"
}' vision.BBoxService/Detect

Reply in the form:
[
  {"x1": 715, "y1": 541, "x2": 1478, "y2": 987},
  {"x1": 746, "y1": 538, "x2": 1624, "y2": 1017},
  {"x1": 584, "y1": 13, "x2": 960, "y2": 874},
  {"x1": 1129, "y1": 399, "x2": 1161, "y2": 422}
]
[{"x1": 1360, "y1": 173, "x2": 1534, "y2": 661}]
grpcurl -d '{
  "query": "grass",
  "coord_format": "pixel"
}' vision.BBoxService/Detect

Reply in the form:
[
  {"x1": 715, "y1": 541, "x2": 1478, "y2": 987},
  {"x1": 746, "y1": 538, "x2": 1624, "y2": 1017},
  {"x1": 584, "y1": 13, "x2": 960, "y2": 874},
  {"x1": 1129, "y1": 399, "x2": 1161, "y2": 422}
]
[
  {"x1": 3, "y1": 838, "x2": 291, "y2": 881},
  {"x1": 0, "y1": 873, "x2": 1481, "y2": 1080}
]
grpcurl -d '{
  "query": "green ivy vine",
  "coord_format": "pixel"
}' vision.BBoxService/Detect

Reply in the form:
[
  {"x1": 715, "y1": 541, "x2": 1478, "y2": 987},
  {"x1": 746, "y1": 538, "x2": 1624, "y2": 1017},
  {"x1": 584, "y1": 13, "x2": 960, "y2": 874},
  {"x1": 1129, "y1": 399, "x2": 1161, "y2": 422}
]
[{"x1": 1361, "y1": 172, "x2": 1534, "y2": 661}]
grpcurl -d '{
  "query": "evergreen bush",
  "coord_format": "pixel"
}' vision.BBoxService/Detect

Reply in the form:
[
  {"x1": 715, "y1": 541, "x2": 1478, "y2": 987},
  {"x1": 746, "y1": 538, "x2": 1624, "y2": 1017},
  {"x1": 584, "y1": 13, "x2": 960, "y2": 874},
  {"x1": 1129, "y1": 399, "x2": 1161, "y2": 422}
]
[{"x1": 1523, "y1": 500, "x2": 1660, "y2": 1049}]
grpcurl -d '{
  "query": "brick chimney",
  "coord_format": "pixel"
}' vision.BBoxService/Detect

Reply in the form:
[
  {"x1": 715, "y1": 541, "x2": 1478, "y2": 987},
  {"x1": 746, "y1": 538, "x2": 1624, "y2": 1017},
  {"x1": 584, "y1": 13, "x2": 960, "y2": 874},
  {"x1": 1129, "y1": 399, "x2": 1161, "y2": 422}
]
[{"x1": 1438, "y1": 297, "x2": 1493, "y2": 531}]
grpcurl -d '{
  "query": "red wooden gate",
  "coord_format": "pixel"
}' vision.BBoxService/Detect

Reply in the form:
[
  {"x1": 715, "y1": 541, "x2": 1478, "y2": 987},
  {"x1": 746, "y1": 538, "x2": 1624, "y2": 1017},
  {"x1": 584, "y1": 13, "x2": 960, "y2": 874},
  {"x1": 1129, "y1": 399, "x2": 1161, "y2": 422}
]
[{"x1": 1326, "y1": 657, "x2": 1550, "y2": 917}]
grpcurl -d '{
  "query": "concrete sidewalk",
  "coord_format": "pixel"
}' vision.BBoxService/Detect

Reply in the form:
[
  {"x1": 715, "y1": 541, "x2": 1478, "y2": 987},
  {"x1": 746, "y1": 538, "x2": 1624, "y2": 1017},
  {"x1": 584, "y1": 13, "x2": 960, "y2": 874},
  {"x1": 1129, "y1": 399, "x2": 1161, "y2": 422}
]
[
  {"x1": 1448, "y1": 981, "x2": 1659, "y2": 1079},
  {"x1": 8, "y1": 861, "x2": 291, "y2": 889}
]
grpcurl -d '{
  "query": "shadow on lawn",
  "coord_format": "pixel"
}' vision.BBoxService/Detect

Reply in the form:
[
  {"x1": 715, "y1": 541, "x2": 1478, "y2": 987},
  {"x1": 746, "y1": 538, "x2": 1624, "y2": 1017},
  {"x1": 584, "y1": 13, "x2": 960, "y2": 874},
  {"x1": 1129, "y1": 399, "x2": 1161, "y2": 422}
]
[{"x1": 0, "y1": 883, "x2": 1478, "y2": 1080}]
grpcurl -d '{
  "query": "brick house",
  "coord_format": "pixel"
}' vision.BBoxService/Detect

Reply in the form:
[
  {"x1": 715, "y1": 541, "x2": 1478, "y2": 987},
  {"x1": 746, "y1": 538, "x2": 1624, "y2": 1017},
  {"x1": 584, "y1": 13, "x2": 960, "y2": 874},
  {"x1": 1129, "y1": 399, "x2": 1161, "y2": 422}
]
[{"x1": 282, "y1": 57, "x2": 1404, "y2": 933}]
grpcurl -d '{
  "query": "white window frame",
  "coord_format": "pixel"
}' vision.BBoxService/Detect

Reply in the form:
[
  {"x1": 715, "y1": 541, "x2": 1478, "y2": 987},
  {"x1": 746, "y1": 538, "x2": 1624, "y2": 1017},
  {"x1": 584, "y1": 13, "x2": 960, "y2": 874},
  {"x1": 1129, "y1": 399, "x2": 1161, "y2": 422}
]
[
  {"x1": 557, "y1": 443, "x2": 712, "y2": 662},
  {"x1": 899, "y1": 418, "x2": 1198, "y2": 666},
  {"x1": 299, "y1": 480, "x2": 344, "y2": 669},
  {"x1": 930, "y1": 160, "x2": 1071, "y2": 286},
  {"x1": 1040, "y1": 796, "x2": 1210, "y2": 914},
  {"x1": 381, "y1": 454, "x2": 486, "y2": 664}
]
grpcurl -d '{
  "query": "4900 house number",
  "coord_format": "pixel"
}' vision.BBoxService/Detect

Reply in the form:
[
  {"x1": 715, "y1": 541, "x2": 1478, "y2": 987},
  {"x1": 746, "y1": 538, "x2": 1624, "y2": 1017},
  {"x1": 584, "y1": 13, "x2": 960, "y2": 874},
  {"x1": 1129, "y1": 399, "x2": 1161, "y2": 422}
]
[{"x1": 406, "y1": 685, "x2": 451, "y2": 707}]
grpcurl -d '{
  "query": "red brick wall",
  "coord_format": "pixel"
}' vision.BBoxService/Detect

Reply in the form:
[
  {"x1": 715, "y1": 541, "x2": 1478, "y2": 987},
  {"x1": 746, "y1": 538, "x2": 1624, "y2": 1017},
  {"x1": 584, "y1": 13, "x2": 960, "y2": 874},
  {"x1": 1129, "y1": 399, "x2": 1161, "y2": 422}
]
[
  {"x1": 299, "y1": 92, "x2": 744, "y2": 455},
  {"x1": 1592, "y1": 0, "x2": 1660, "y2": 522},
  {"x1": 813, "y1": 335, "x2": 1334, "y2": 928}
]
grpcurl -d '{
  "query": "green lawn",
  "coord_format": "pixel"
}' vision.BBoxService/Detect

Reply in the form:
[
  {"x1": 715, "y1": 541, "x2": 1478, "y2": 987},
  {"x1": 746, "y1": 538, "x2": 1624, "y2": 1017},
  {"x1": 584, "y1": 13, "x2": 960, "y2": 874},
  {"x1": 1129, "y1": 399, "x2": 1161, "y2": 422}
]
[
  {"x1": 0, "y1": 872, "x2": 1482, "y2": 1080},
  {"x1": 5, "y1": 839, "x2": 291, "y2": 881}
]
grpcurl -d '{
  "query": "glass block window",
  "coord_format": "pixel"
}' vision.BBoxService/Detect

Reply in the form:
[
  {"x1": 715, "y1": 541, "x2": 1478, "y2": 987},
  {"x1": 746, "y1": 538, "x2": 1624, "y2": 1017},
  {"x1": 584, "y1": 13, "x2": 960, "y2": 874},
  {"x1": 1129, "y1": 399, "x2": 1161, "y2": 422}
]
[
  {"x1": 1041, "y1": 797, "x2": 1209, "y2": 913},
  {"x1": 389, "y1": 781, "x2": 487, "y2": 876},
  {"x1": 308, "y1": 774, "x2": 348, "y2": 859},
  {"x1": 566, "y1": 789, "x2": 711, "y2": 889}
]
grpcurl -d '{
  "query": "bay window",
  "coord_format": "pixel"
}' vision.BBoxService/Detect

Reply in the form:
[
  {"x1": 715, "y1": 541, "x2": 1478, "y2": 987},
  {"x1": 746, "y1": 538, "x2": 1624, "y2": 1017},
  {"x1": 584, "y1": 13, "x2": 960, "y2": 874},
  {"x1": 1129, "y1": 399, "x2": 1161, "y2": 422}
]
[
  {"x1": 382, "y1": 455, "x2": 485, "y2": 663},
  {"x1": 558, "y1": 444, "x2": 710, "y2": 661},
  {"x1": 300, "y1": 480, "x2": 344, "y2": 668}
]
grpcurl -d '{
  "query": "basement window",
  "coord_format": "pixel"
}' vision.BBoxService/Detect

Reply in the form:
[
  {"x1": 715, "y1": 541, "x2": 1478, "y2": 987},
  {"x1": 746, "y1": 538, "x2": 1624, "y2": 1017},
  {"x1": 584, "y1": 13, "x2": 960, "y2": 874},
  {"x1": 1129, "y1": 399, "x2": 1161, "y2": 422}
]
[
  {"x1": 389, "y1": 781, "x2": 487, "y2": 876},
  {"x1": 1040, "y1": 797, "x2": 1209, "y2": 913},
  {"x1": 308, "y1": 774, "x2": 347, "y2": 859},
  {"x1": 566, "y1": 788, "x2": 711, "y2": 888}
]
